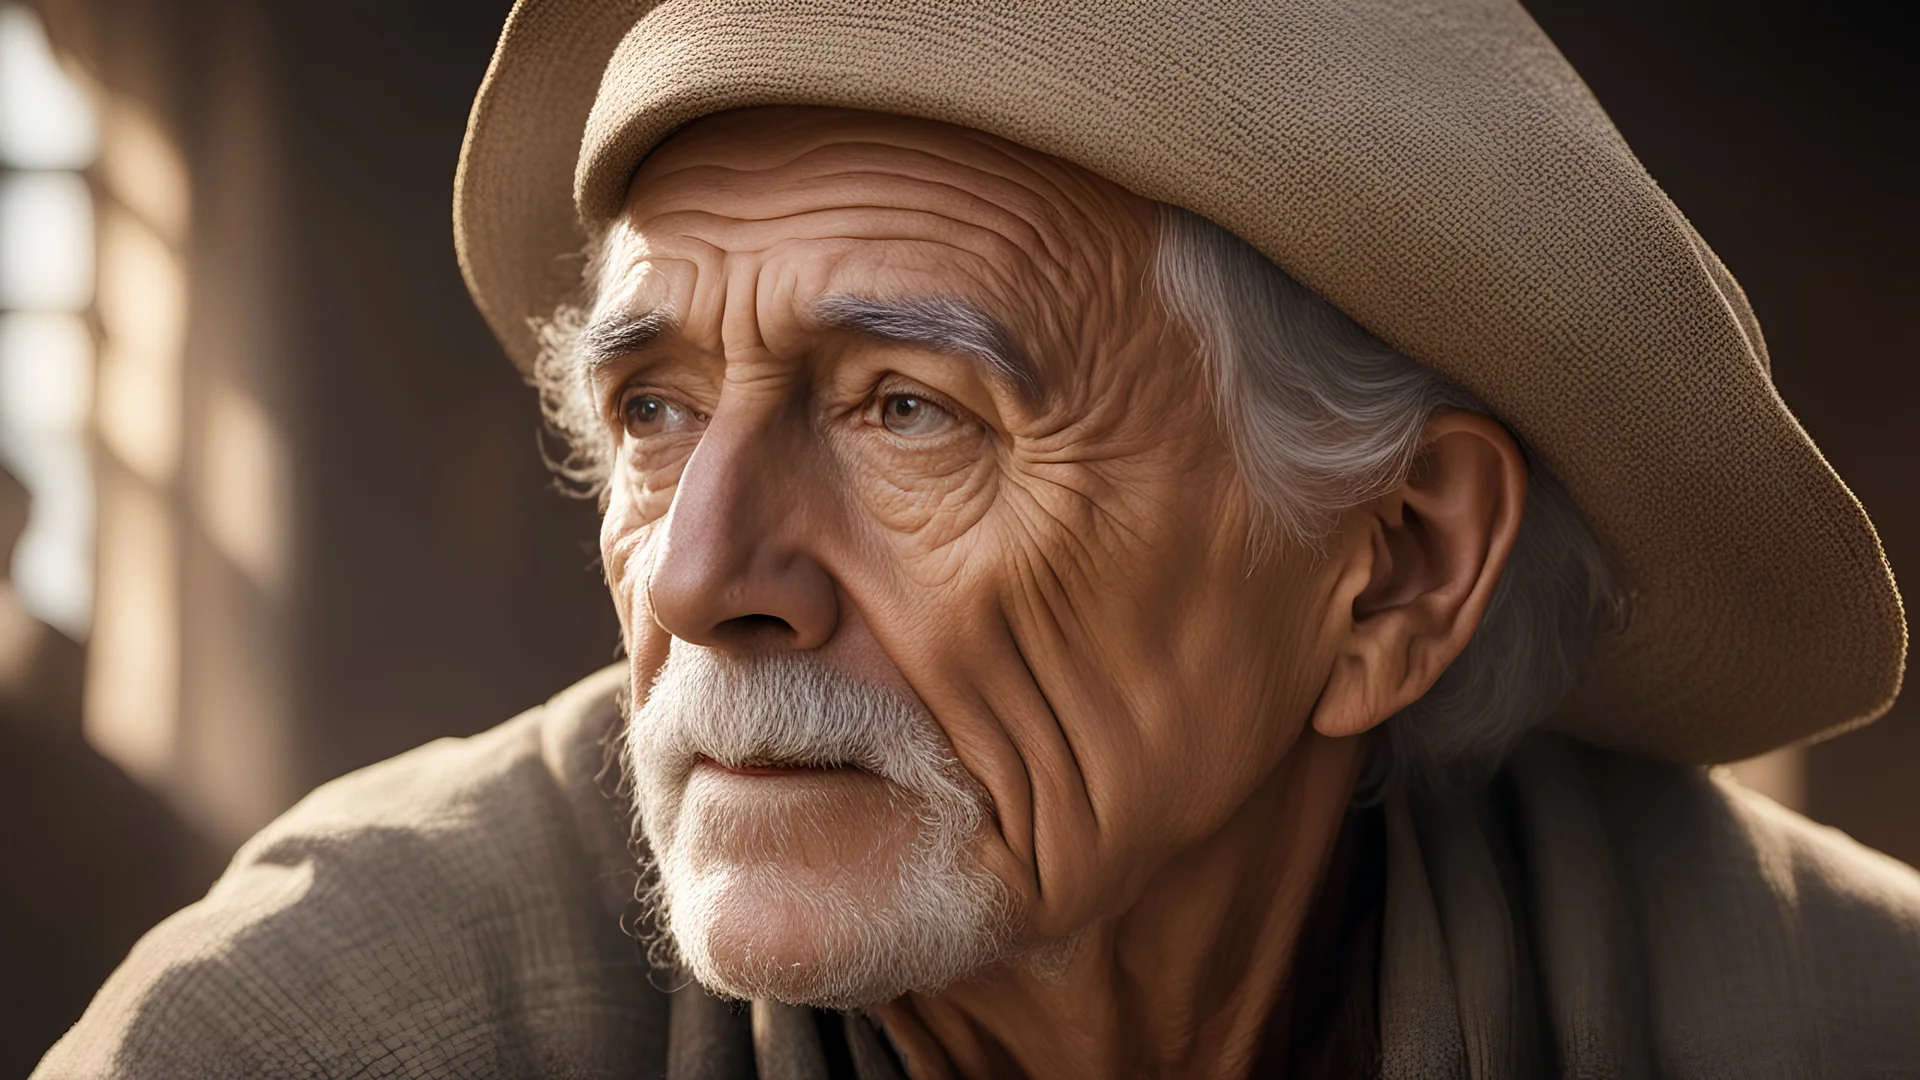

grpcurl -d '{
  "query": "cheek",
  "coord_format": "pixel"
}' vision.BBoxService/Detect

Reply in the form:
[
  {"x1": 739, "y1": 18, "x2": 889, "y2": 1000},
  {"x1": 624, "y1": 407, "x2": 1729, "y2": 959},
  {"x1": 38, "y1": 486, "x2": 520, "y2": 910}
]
[
  {"x1": 988, "y1": 460, "x2": 1328, "y2": 899},
  {"x1": 621, "y1": 426, "x2": 697, "y2": 518},
  {"x1": 834, "y1": 460, "x2": 1274, "y2": 928},
  {"x1": 1152, "y1": 553, "x2": 1333, "y2": 796},
  {"x1": 829, "y1": 432, "x2": 1001, "y2": 567},
  {"x1": 600, "y1": 470, "x2": 663, "y2": 636},
  {"x1": 1118, "y1": 530, "x2": 1347, "y2": 877}
]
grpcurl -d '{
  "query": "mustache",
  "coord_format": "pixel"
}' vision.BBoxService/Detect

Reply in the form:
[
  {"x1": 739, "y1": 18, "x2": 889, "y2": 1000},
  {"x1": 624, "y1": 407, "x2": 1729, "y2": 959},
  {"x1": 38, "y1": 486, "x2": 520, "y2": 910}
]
[{"x1": 627, "y1": 648, "x2": 982, "y2": 806}]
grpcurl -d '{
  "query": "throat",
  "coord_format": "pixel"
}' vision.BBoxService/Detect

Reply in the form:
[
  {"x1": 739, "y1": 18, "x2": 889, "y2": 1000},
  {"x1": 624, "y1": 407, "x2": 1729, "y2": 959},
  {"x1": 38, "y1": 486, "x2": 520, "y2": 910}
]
[{"x1": 1248, "y1": 802, "x2": 1385, "y2": 1077}]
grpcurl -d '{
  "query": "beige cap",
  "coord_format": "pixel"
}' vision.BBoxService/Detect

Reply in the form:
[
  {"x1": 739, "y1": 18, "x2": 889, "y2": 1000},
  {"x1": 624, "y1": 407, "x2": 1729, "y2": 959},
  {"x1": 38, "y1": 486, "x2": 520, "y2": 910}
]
[{"x1": 454, "y1": 0, "x2": 1905, "y2": 764}]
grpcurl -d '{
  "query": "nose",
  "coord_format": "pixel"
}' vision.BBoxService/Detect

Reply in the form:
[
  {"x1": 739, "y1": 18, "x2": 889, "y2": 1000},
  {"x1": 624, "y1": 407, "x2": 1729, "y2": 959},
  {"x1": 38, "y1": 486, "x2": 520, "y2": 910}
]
[{"x1": 644, "y1": 412, "x2": 839, "y2": 652}]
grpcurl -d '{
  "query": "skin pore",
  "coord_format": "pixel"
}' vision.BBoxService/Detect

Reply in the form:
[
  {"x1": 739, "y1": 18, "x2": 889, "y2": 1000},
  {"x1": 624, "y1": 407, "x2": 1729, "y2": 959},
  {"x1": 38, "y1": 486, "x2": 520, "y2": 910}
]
[{"x1": 593, "y1": 107, "x2": 1526, "y2": 1078}]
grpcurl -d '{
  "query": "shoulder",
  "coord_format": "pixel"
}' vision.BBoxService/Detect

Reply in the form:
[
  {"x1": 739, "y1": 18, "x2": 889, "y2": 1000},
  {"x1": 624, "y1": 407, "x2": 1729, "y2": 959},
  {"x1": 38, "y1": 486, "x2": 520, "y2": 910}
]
[
  {"x1": 1547, "y1": 738, "x2": 1920, "y2": 1074},
  {"x1": 34, "y1": 666, "x2": 666, "y2": 1080}
]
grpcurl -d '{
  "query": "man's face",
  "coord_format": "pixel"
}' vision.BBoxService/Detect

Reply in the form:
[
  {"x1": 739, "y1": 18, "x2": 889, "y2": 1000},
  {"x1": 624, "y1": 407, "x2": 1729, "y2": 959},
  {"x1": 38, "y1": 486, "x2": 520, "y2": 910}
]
[{"x1": 597, "y1": 108, "x2": 1349, "y2": 1005}]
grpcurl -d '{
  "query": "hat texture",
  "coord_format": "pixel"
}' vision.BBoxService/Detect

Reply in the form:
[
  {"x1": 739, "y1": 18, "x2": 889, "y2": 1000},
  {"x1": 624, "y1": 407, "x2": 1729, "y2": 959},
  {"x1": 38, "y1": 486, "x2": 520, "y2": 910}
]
[{"x1": 455, "y1": 0, "x2": 1905, "y2": 763}]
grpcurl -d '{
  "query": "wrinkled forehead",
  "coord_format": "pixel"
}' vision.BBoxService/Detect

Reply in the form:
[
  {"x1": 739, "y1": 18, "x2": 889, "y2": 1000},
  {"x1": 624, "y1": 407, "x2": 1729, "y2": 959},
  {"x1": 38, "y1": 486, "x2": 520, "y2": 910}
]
[
  {"x1": 600, "y1": 107, "x2": 1159, "y2": 328},
  {"x1": 627, "y1": 106, "x2": 1152, "y2": 238}
]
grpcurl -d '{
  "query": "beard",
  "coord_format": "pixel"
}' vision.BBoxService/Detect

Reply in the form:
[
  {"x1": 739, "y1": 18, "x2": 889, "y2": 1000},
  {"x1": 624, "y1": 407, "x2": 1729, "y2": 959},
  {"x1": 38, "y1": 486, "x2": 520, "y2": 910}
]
[{"x1": 623, "y1": 647, "x2": 1016, "y2": 1009}]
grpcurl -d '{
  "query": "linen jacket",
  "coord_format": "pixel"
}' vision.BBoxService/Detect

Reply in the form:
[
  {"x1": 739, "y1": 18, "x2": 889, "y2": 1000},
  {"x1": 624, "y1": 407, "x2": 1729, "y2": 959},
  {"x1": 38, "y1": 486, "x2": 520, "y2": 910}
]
[{"x1": 34, "y1": 666, "x2": 1920, "y2": 1078}]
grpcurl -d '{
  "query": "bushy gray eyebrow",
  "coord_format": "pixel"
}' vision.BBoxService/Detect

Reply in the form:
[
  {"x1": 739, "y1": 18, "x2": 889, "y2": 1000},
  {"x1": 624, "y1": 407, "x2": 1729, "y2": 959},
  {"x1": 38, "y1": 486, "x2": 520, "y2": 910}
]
[
  {"x1": 576, "y1": 307, "x2": 678, "y2": 378},
  {"x1": 812, "y1": 293, "x2": 1044, "y2": 406},
  {"x1": 573, "y1": 294, "x2": 1043, "y2": 407}
]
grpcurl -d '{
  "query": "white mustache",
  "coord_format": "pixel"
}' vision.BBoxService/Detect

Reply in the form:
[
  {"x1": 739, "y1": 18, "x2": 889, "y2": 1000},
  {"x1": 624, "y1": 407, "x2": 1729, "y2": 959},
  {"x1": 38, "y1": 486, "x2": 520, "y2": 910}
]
[{"x1": 627, "y1": 648, "x2": 986, "y2": 837}]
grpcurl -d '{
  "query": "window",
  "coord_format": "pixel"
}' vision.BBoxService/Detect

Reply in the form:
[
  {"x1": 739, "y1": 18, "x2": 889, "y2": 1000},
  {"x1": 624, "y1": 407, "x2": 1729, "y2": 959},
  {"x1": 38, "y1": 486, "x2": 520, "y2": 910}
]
[{"x1": 0, "y1": 2, "x2": 98, "y2": 639}]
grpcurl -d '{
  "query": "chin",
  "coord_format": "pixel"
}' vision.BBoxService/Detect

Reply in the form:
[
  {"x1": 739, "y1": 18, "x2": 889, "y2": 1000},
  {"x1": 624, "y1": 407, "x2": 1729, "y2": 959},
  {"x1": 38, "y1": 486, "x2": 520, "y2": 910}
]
[
  {"x1": 651, "y1": 778, "x2": 1018, "y2": 1009},
  {"x1": 673, "y1": 868, "x2": 914, "y2": 1008}
]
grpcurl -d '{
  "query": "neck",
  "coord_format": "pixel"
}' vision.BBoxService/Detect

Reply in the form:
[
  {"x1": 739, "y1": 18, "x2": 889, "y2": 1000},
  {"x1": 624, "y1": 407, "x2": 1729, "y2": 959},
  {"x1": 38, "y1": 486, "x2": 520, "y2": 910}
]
[{"x1": 872, "y1": 730, "x2": 1368, "y2": 1079}]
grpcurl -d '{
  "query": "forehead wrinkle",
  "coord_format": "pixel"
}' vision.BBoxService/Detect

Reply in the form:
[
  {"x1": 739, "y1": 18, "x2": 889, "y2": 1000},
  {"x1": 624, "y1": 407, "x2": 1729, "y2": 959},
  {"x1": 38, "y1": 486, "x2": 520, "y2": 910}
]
[
  {"x1": 946, "y1": 130, "x2": 1103, "y2": 253},
  {"x1": 640, "y1": 107, "x2": 1150, "y2": 256},
  {"x1": 718, "y1": 254, "x2": 778, "y2": 369},
  {"x1": 643, "y1": 124, "x2": 1079, "y2": 208},
  {"x1": 636, "y1": 140, "x2": 1090, "y2": 274},
  {"x1": 767, "y1": 141, "x2": 1088, "y2": 248},
  {"x1": 642, "y1": 207, "x2": 1050, "y2": 299},
  {"x1": 640, "y1": 181, "x2": 1042, "y2": 248},
  {"x1": 636, "y1": 169, "x2": 1073, "y2": 278}
]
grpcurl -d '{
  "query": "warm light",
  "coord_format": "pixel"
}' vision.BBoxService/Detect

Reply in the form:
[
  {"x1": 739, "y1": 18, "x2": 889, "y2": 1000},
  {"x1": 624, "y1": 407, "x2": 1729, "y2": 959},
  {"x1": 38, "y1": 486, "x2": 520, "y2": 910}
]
[
  {"x1": 198, "y1": 379, "x2": 288, "y2": 594},
  {"x1": 84, "y1": 479, "x2": 179, "y2": 783},
  {"x1": 100, "y1": 98, "x2": 189, "y2": 243},
  {"x1": 95, "y1": 206, "x2": 186, "y2": 484},
  {"x1": 0, "y1": 171, "x2": 93, "y2": 310},
  {"x1": 1727, "y1": 747, "x2": 1807, "y2": 812},
  {"x1": 0, "y1": 4, "x2": 97, "y2": 170}
]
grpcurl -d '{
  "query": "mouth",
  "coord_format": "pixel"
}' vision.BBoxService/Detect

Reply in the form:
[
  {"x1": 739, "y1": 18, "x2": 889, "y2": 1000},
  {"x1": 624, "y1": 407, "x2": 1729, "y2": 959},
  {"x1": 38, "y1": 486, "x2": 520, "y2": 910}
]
[{"x1": 695, "y1": 756, "x2": 860, "y2": 779}]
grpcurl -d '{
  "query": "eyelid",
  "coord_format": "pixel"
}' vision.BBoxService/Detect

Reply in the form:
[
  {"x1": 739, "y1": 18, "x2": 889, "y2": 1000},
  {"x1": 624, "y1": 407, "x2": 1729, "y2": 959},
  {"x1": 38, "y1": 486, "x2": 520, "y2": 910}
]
[
  {"x1": 869, "y1": 374, "x2": 970, "y2": 426},
  {"x1": 591, "y1": 353, "x2": 650, "y2": 416},
  {"x1": 613, "y1": 380, "x2": 708, "y2": 423}
]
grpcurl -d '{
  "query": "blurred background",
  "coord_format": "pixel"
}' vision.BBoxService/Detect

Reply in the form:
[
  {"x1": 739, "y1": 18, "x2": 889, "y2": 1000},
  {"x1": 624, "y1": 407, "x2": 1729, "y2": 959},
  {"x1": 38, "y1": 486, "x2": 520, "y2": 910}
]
[{"x1": 0, "y1": 0, "x2": 1911, "y2": 1070}]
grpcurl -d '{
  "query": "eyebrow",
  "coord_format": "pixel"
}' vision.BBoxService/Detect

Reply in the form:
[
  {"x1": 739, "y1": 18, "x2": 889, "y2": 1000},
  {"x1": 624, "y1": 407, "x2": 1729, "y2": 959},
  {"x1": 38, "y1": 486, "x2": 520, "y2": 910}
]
[
  {"x1": 573, "y1": 294, "x2": 1046, "y2": 406},
  {"x1": 576, "y1": 307, "x2": 678, "y2": 379},
  {"x1": 812, "y1": 294, "x2": 1044, "y2": 406}
]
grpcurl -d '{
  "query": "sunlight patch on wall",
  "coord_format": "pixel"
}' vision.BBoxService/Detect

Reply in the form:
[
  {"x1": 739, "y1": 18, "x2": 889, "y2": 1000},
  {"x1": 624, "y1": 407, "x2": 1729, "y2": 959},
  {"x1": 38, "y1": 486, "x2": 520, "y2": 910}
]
[
  {"x1": 95, "y1": 206, "x2": 186, "y2": 485},
  {"x1": 1726, "y1": 746, "x2": 1807, "y2": 813},
  {"x1": 198, "y1": 379, "x2": 289, "y2": 595},
  {"x1": 84, "y1": 478, "x2": 179, "y2": 783},
  {"x1": 100, "y1": 99, "x2": 188, "y2": 244}
]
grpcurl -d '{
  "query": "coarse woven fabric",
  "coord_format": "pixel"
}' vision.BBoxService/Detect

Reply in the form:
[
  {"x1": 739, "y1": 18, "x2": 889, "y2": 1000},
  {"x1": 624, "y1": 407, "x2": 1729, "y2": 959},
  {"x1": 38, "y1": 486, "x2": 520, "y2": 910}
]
[
  {"x1": 33, "y1": 667, "x2": 1920, "y2": 1076},
  {"x1": 452, "y1": 0, "x2": 1904, "y2": 764}
]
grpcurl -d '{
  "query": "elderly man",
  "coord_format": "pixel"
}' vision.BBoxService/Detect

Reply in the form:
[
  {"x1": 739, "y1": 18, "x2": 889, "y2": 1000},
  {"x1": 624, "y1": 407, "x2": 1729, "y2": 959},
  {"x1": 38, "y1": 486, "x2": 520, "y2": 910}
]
[{"x1": 38, "y1": 1, "x2": 1918, "y2": 1078}]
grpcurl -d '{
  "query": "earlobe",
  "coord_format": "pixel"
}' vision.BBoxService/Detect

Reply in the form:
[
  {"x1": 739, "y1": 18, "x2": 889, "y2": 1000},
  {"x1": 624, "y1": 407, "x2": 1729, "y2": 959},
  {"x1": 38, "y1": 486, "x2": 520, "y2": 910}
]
[{"x1": 1310, "y1": 411, "x2": 1527, "y2": 740}]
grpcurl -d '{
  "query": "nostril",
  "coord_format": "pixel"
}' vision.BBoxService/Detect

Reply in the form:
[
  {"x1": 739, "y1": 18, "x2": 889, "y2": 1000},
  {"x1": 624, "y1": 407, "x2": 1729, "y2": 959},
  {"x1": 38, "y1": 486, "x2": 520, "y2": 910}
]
[{"x1": 716, "y1": 613, "x2": 796, "y2": 645}]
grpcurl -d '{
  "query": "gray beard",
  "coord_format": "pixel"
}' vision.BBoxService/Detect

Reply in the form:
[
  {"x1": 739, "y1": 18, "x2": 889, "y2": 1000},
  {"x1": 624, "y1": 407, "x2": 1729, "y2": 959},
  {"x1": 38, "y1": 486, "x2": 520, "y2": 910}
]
[{"x1": 623, "y1": 647, "x2": 1017, "y2": 1008}]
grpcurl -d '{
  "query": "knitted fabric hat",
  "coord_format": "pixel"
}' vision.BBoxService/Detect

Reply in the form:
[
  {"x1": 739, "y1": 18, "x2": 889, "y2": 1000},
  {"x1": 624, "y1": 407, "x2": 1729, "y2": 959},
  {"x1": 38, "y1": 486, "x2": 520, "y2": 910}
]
[{"x1": 454, "y1": 0, "x2": 1905, "y2": 764}]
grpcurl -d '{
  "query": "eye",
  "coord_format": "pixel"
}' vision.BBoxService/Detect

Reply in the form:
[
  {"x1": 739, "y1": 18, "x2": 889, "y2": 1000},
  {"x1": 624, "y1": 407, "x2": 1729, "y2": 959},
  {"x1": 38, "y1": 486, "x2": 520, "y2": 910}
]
[
  {"x1": 879, "y1": 393, "x2": 955, "y2": 437},
  {"x1": 620, "y1": 390, "x2": 696, "y2": 438}
]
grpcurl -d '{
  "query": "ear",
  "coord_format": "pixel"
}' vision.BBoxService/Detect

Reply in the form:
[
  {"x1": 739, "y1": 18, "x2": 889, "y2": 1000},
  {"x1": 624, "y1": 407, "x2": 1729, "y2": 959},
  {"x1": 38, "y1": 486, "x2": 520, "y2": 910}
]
[{"x1": 1310, "y1": 411, "x2": 1527, "y2": 739}]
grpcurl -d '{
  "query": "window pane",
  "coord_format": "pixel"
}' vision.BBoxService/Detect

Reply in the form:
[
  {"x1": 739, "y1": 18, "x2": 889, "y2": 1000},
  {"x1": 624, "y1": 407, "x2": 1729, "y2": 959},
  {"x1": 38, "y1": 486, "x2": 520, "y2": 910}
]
[
  {"x1": 0, "y1": 171, "x2": 93, "y2": 311},
  {"x1": 0, "y1": 311, "x2": 91, "y2": 433},
  {"x1": 0, "y1": 4, "x2": 98, "y2": 170},
  {"x1": 0, "y1": 311, "x2": 93, "y2": 638}
]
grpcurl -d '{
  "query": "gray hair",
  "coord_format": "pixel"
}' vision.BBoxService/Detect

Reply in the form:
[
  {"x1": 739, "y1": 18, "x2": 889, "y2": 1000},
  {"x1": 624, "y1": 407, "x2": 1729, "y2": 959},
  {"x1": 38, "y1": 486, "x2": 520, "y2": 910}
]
[
  {"x1": 531, "y1": 208, "x2": 1624, "y2": 789},
  {"x1": 1153, "y1": 207, "x2": 1623, "y2": 789}
]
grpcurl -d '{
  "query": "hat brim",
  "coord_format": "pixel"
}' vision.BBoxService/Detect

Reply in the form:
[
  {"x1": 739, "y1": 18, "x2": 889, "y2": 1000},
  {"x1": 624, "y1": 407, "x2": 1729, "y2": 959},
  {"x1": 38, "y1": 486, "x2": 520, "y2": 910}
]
[{"x1": 455, "y1": 0, "x2": 1904, "y2": 764}]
